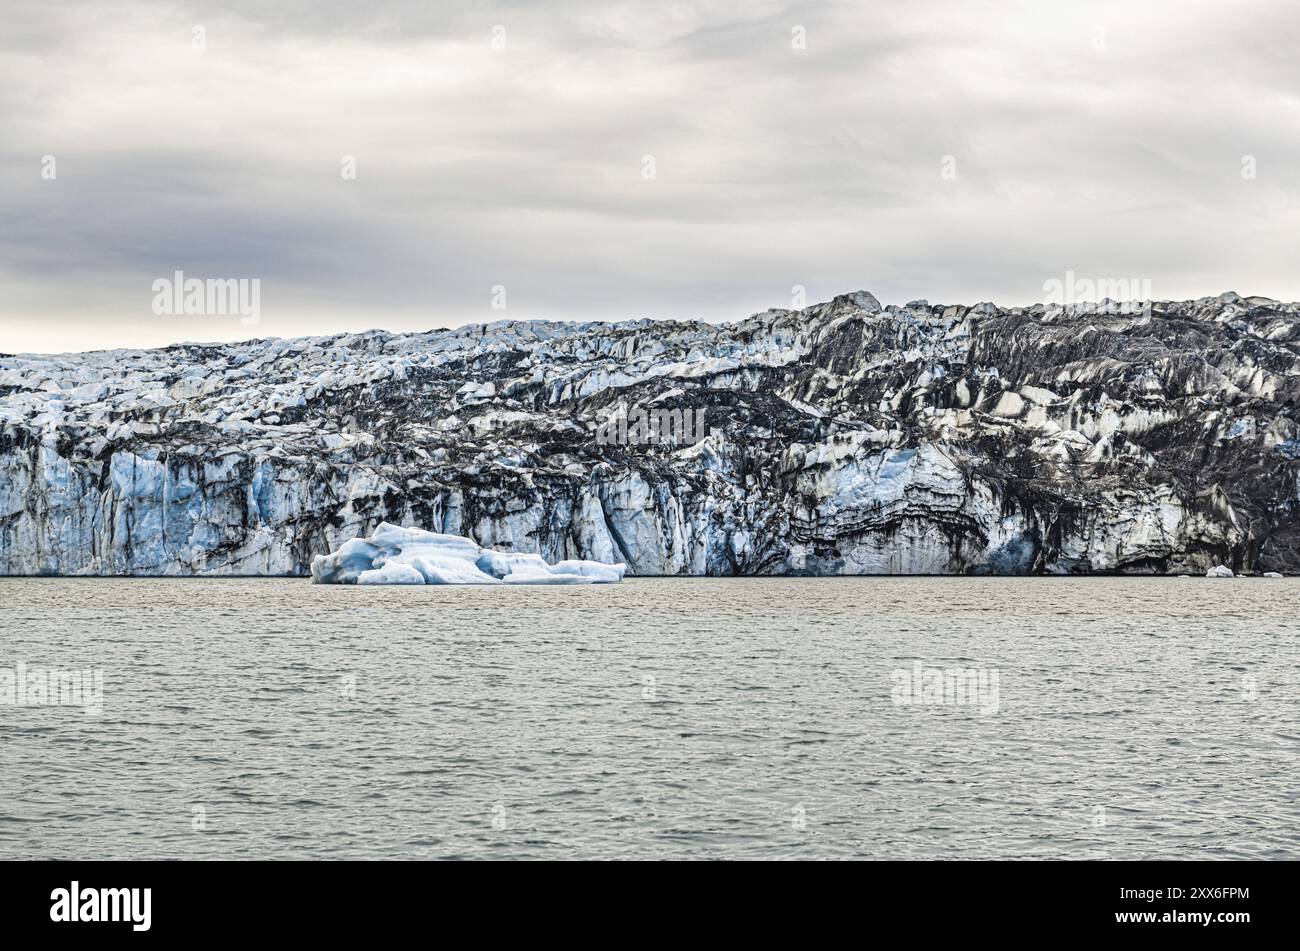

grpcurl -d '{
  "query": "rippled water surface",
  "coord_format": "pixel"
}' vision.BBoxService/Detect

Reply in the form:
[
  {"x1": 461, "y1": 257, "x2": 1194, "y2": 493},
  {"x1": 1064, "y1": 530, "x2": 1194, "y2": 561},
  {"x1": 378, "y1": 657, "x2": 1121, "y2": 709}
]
[{"x1": 1, "y1": 577, "x2": 1296, "y2": 859}]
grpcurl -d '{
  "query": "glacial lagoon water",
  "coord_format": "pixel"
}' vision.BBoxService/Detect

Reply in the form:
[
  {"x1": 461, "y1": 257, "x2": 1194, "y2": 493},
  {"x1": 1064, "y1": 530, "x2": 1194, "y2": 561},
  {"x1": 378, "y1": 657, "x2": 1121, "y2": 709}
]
[{"x1": 0, "y1": 577, "x2": 1296, "y2": 860}]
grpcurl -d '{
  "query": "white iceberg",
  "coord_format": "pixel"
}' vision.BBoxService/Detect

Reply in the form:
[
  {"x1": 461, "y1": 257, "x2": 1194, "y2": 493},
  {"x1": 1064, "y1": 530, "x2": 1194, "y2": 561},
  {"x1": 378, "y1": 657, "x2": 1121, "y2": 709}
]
[
  {"x1": 1205, "y1": 564, "x2": 1235, "y2": 578},
  {"x1": 310, "y1": 522, "x2": 626, "y2": 585},
  {"x1": 1263, "y1": 571, "x2": 1284, "y2": 578}
]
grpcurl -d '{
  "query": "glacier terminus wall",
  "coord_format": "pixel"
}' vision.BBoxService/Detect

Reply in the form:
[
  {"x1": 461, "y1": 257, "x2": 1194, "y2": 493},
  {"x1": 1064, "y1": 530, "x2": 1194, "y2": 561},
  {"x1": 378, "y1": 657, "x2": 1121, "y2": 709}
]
[{"x1": 2, "y1": 290, "x2": 1299, "y2": 576}]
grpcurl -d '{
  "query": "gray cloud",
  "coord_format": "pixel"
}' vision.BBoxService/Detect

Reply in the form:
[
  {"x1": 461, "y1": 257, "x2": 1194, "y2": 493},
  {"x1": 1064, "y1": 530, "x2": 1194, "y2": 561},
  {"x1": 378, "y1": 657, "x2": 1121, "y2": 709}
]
[{"x1": 1, "y1": 0, "x2": 1298, "y2": 353}]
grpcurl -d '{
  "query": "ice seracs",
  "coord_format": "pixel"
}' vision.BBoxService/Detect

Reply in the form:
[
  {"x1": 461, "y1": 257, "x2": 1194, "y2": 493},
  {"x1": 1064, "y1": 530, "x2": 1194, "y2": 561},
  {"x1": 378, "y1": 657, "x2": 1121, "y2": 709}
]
[
  {"x1": 3, "y1": 289, "x2": 1300, "y2": 577},
  {"x1": 310, "y1": 522, "x2": 626, "y2": 585}
]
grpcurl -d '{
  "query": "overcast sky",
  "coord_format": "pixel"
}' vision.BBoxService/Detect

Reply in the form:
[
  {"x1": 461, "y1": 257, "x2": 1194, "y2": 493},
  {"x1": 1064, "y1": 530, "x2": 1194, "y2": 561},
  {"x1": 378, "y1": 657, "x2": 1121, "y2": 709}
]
[{"x1": 2, "y1": 0, "x2": 1298, "y2": 353}]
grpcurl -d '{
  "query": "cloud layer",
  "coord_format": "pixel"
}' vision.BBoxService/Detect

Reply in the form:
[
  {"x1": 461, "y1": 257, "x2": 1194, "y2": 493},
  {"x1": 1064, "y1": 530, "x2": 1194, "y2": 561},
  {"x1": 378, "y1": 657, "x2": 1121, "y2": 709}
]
[{"x1": 2, "y1": 0, "x2": 1298, "y2": 352}]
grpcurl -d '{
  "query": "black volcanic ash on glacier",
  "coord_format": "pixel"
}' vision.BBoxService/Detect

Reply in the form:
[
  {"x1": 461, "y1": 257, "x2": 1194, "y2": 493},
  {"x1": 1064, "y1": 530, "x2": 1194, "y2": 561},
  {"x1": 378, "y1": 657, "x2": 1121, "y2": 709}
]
[{"x1": 3, "y1": 290, "x2": 1299, "y2": 576}]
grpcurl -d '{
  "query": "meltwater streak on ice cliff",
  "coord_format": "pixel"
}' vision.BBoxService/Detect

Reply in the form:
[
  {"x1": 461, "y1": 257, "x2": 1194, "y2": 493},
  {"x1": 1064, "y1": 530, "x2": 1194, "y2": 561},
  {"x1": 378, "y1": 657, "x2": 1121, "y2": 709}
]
[{"x1": 1, "y1": 290, "x2": 1299, "y2": 576}]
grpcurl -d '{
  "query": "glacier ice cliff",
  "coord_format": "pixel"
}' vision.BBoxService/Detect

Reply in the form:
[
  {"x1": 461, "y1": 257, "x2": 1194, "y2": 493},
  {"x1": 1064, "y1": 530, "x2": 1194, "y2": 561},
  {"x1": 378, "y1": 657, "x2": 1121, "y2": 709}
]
[
  {"x1": 310, "y1": 522, "x2": 625, "y2": 585},
  {"x1": 2, "y1": 290, "x2": 1299, "y2": 576}
]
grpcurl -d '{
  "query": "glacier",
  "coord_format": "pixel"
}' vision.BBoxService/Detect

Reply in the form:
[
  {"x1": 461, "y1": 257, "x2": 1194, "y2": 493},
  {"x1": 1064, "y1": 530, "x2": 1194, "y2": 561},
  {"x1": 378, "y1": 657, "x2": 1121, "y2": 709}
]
[
  {"x1": 310, "y1": 522, "x2": 625, "y2": 585},
  {"x1": 2, "y1": 289, "x2": 1299, "y2": 576}
]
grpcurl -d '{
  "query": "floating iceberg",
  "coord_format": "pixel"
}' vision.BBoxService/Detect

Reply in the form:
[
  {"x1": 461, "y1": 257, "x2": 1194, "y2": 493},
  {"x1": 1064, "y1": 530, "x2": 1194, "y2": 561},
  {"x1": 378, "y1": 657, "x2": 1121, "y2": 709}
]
[
  {"x1": 1205, "y1": 564, "x2": 1235, "y2": 578},
  {"x1": 310, "y1": 523, "x2": 626, "y2": 585}
]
